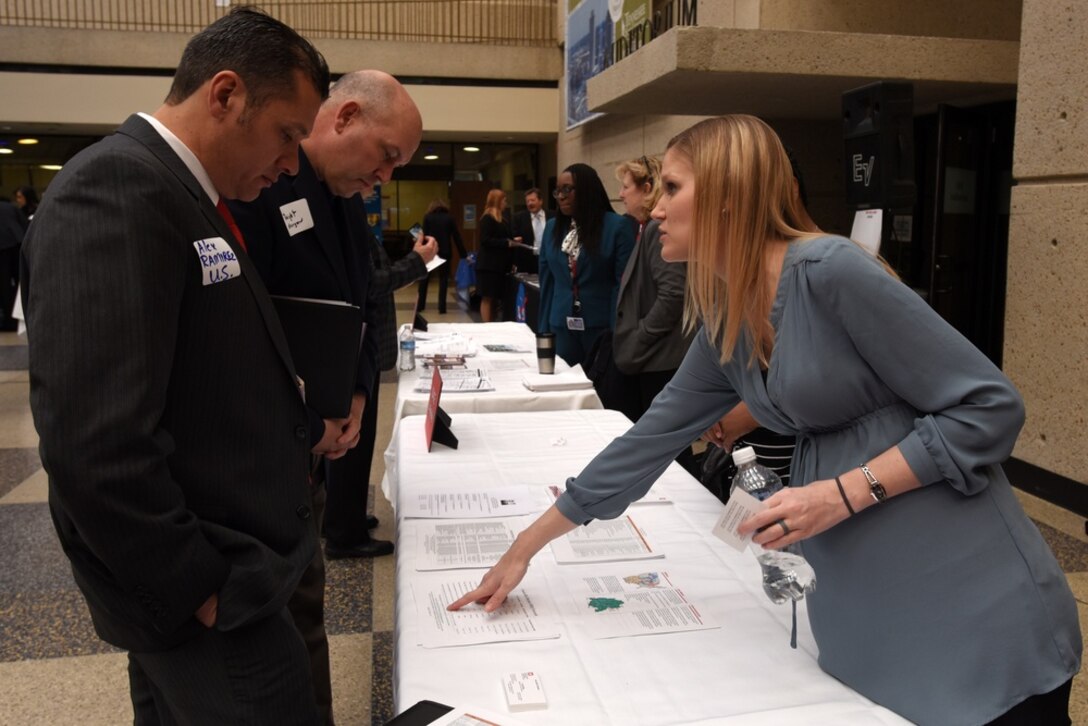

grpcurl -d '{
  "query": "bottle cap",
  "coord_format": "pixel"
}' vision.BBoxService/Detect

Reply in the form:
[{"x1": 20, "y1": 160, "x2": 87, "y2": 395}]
[{"x1": 731, "y1": 446, "x2": 757, "y2": 466}]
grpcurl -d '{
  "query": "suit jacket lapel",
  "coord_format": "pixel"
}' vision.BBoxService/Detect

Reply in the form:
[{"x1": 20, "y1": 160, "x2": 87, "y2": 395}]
[
  {"x1": 291, "y1": 151, "x2": 353, "y2": 301},
  {"x1": 116, "y1": 115, "x2": 301, "y2": 385}
]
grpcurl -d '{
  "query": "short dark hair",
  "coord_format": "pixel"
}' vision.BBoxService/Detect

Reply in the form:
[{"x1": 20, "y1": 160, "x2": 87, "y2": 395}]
[
  {"x1": 524, "y1": 188, "x2": 543, "y2": 200},
  {"x1": 166, "y1": 6, "x2": 329, "y2": 110}
]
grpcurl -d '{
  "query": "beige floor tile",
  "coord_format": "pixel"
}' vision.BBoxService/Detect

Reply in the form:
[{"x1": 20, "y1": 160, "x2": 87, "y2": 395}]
[
  {"x1": 0, "y1": 381, "x2": 38, "y2": 448},
  {"x1": 0, "y1": 651, "x2": 132, "y2": 726},
  {"x1": 0, "y1": 332, "x2": 27, "y2": 347},
  {"x1": 0, "y1": 466, "x2": 48, "y2": 504},
  {"x1": 329, "y1": 632, "x2": 374, "y2": 726},
  {"x1": 0, "y1": 370, "x2": 29, "y2": 383},
  {"x1": 1015, "y1": 488, "x2": 1088, "y2": 544}
]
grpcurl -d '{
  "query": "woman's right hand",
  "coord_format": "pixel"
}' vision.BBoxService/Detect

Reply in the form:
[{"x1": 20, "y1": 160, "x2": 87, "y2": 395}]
[{"x1": 447, "y1": 551, "x2": 530, "y2": 613}]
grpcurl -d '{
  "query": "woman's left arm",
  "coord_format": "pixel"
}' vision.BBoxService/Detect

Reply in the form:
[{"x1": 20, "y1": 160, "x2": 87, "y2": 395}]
[{"x1": 742, "y1": 241, "x2": 1024, "y2": 548}]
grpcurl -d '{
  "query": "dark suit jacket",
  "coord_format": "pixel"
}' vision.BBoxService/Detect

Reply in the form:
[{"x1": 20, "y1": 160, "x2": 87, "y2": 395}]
[
  {"x1": 613, "y1": 219, "x2": 693, "y2": 374},
  {"x1": 229, "y1": 149, "x2": 380, "y2": 413},
  {"x1": 475, "y1": 214, "x2": 514, "y2": 274},
  {"x1": 512, "y1": 208, "x2": 552, "y2": 250},
  {"x1": 538, "y1": 211, "x2": 635, "y2": 332},
  {"x1": 364, "y1": 223, "x2": 428, "y2": 370},
  {"x1": 422, "y1": 208, "x2": 466, "y2": 259},
  {"x1": 21, "y1": 115, "x2": 316, "y2": 653}
]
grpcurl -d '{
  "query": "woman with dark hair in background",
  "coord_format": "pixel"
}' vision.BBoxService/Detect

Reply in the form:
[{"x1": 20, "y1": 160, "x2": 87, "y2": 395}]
[
  {"x1": 417, "y1": 198, "x2": 466, "y2": 314},
  {"x1": 14, "y1": 186, "x2": 38, "y2": 221},
  {"x1": 475, "y1": 189, "x2": 515, "y2": 322},
  {"x1": 539, "y1": 163, "x2": 635, "y2": 366}
]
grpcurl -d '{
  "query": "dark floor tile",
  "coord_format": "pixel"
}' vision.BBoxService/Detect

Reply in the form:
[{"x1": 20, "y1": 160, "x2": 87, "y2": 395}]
[
  {"x1": 0, "y1": 589, "x2": 119, "y2": 661},
  {"x1": 1034, "y1": 520, "x2": 1088, "y2": 573},
  {"x1": 0, "y1": 503, "x2": 80, "y2": 594},
  {"x1": 0, "y1": 345, "x2": 28, "y2": 370},
  {"x1": 0, "y1": 447, "x2": 40, "y2": 499},
  {"x1": 323, "y1": 548, "x2": 374, "y2": 636},
  {"x1": 370, "y1": 630, "x2": 394, "y2": 726}
]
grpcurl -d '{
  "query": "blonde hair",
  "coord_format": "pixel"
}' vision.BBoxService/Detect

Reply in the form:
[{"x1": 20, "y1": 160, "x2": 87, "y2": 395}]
[
  {"x1": 483, "y1": 189, "x2": 506, "y2": 223},
  {"x1": 614, "y1": 155, "x2": 662, "y2": 221},
  {"x1": 668, "y1": 115, "x2": 822, "y2": 368}
]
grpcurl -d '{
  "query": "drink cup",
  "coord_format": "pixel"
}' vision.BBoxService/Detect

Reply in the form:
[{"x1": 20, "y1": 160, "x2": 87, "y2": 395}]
[{"x1": 535, "y1": 332, "x2": 556, "y2": 374}]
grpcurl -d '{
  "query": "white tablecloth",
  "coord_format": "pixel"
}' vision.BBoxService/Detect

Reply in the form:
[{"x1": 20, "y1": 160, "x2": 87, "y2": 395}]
[
  {"x1": 391, "y1": 410, "x2": 909, "y2": 725},
  {"x1": 383, "y1": 322, "x2": 602, "y2": 502}
]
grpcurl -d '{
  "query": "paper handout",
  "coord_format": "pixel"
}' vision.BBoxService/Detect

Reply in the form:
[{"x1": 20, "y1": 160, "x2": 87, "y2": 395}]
[
  {"x1": 415, "y1": 519, "x2": 519, "y2": 571},
  {"x1": 414, "y1": 574, "x2": 561, "y2": 648},
  {"x1": 549, "y1": 514, "x2": 663, "y2": 564},
  {"x1": 562, "y1": 570, "x2": 718, "y2": 639},
  {"x1": 402, "y1": 487, "x2": 547, "y2": 519}
]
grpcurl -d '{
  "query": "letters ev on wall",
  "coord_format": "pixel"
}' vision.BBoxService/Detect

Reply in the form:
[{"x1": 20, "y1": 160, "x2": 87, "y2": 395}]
[{"x1": 843, "y1": 81, "x2": 916, "y2": 212}]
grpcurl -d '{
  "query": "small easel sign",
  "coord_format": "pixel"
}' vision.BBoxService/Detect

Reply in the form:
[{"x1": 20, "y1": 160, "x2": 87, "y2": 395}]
[{"x1": 424, "y1": 365, "x2": 458, "y2": 451}]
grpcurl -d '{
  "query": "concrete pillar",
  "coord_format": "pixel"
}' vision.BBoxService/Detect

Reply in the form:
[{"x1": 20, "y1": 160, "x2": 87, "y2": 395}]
[{"x1": 1004, "y1": 0, "x2": 1087, "y2": 484}]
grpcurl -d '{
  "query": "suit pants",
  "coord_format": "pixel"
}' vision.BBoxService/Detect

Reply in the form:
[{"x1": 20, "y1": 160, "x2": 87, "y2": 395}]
[
  {"x1": 288, "y1": 483, "x2": 334, "y2": 724},
  {"x1": 416, "y1": 269, "x2": 451, "y2": 313},
  {"x1": 128, "y1": 607, "x2": 319, "y2": 726},
  {"x1": 324, "y1": 373, "x2": 379, "y2": 547}
]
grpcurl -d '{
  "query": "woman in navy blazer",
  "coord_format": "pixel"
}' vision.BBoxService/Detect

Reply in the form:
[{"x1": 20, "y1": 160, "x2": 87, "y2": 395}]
[{"x1": 539, "y1": 163, "x2": 635, "y2": 366}]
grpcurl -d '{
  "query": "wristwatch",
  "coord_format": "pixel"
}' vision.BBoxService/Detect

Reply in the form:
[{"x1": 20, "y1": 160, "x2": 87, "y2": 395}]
[{"x1": 860, "y1": 464, "x2": 887, "y2": 503}]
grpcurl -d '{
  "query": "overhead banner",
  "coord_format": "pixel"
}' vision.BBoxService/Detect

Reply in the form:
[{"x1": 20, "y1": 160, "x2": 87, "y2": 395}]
[{"x1": 566, "y1": 0, "x2": 651, "y2": 130}]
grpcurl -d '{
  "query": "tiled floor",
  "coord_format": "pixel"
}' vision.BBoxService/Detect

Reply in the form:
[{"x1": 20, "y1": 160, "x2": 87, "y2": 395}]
[{"x1": 1, "y1": 288, "x2": 1086, "y2": 725}]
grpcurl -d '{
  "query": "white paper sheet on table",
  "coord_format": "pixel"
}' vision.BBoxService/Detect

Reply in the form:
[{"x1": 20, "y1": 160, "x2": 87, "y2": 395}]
[
  {"x1": 414, "y1": 369, "x2": 495, "y2": 393},
  {"x1": 416, "y1": 519, "x2": 520, "y2": 570},
  {"x1": 549, "y1": 515, "x2": 663, "y2": 564},
  {"x1": 547, "y1": 483, "x2": 671, "y2": 506},
  {"x1": 413, "y1": 573, "x2": 561, "y2": 648},
  {"x1": 560, "y1": 569, "x2": 719, "y2": 639},
  {"x1": 402, "y1": 487, "x2": 548, "y2": 519},
  {"x1": 480, "y1": 358, "x2": 531, "y2": 371},
  {"x1": 522, "y1": 364, "x2": 593, "y2": 392},
  {"x1": 430, "y1": 706, "x2": 532, "y2": 726},
  {"x1": 416, "y1": 333, "x2": 478, "y2": 358}
]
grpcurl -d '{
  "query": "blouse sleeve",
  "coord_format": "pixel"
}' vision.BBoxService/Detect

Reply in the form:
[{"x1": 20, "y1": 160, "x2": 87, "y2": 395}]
[
  {"x1": 814, "y1": 240, "x2": 1025, "y2": 496},
  {"x1": 556, "y1": 329, "x2": 739, "y2": 524}
]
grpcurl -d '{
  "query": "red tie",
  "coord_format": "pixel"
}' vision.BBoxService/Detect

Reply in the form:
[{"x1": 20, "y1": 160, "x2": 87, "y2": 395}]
[{"x1": 216, "y1": 198, "x2": 248, "y2": 253}]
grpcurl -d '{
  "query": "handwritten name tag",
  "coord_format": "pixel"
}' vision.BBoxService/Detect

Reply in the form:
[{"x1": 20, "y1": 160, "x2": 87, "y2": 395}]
[
  {"x1": 192, "y1": 237, "x2": 242, "y2": 286},
  {"x1": 279, "y1": 198, "x2": 314, "y2": 236}
]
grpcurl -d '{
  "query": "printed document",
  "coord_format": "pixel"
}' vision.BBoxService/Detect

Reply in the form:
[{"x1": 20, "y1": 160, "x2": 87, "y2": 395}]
[
  {"x1": 402, "y1": 487, "x2": 546, "y2": 519},
  {"x1": 549, "y1": 515, "x2": 663, "y2": 564},
  {"x1": 414, "y1": 574, "x2": 560, "y2": 648},
  {"x1": 561, "y1": 570, "x2": 718, "y2": 639},
  {"x1": 416, "y1": 519, "x2": 519, "y2": 570}
]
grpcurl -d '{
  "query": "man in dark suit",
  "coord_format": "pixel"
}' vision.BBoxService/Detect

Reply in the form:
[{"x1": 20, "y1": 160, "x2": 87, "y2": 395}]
[
  {"x1": 511, "y1": 187, "x2": 552, "y2": 273},
  {"x1": 230, "y1": 69, "x2": 426, "y2": 723},
  {"x1": 0, "y1": 199, "x2": 27, "y2": 329},
  {"x1": 20, "y1": 9, "x2": 347, "y2": 724}
]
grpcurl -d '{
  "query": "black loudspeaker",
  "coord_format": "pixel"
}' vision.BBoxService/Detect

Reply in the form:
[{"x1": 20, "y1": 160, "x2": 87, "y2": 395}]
[{"x1": 843, "y1": 82, "x2": 916, "y2": 211}]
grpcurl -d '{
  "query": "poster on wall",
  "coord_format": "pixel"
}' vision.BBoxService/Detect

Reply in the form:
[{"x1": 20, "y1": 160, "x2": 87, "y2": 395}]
[
  {"x1": 364, "y1": 184, "x2": 383, "y2": 243},
  {"x1": 565, "y1": 0, "x2": 651, "y2": 130}
]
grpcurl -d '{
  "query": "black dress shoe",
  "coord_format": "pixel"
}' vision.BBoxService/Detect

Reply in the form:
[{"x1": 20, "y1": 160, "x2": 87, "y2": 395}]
[
  {"x1": 325, "y1": 538, "x2": 394, "y2": 559},
  {"x1": 367, "y1": 514, "x2": 379, "y2": 529}
]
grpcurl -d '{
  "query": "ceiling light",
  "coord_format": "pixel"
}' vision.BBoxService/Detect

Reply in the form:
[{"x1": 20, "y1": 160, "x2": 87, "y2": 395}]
[
  {"x1": 18, "y1": 138, "x2": 39, "y2": 145},
  {"x1": 0, "y1": 149, "x2": 12, "y2": 155},
  {"x1": 423, "y1": 154, "x2": 439, "y2": 161},
  {"x1": 463, "y1": 146, "x2": 480, "y2": 152},
  {"x1": 40, "y1": 164, "x2": 63, "y2": 171}
]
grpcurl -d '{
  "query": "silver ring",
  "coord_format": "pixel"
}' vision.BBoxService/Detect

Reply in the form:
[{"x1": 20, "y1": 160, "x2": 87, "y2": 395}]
[{"x1": 777, "y1": 519, "x2": 791, "y2": 536}]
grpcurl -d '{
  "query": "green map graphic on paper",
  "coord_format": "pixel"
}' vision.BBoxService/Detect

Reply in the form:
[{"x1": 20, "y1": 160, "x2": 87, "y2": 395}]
[{"x1": 587, "y1": 597, "x2": 625, "y2": 612}]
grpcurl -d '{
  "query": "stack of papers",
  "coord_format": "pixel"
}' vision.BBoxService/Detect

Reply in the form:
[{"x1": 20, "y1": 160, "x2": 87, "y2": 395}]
[
  {"x1": 415, "y1": 369, "x2": 495, "y2": 393},
  {"x1": 416, "y1": 333, "x2": 478, "y2": 358},
  {"x1": 522, "y1": 364, "x2": 593, "y2": 392}
]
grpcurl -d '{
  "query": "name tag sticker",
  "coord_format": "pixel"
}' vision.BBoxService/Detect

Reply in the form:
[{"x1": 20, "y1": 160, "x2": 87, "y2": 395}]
[
  {"x1": 192, "y1": 237, "x2": 242, "y2": 286},
  {"x1": 566, "y1": 316, "x2": 585, "y2": 331},
  {"x1": 280, "y1": 198, "x2": 314, "y2": 236}
]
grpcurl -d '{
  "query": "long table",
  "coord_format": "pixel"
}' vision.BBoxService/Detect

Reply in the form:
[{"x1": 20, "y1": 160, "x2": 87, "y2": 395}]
[
  {"x1": 391, "y1": 410, "x2": 909, "y2": 725},
  {"x1": 384, "y1": 322, "x2": 602, "y2": 504}
]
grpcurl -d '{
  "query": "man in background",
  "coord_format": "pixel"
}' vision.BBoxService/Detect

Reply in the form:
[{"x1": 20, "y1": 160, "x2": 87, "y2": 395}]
[
  {"x1": 512, "y1": 187, "x2": 551, "y2": 272},
  {"x1": 21, "y1": 8, "x2": 339, "y2": 723},
  {"x1": 231, "y1": 69, "x2": 427, "y2": 724}
]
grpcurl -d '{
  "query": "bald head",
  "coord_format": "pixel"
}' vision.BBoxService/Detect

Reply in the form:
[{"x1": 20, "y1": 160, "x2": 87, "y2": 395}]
[{"x1": 304, "y1": 69, "x2": 423, "y2": 198}]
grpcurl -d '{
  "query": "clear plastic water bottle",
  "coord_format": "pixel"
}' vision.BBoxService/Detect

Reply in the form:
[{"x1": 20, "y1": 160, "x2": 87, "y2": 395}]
[
  {"x1": 729, "y1": 446, "x2": 816, "y2": 647},
  {"x1": 398, "y1": 323, "x2": 416, "y2": 372},
  {"x1": 730, "y1": 446, "x2": 782, "y2": 500}
]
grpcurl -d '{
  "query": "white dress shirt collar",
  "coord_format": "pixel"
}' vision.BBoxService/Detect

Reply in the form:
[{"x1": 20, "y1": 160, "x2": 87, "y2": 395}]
[{"x1": 138, "y1": 112, "x2": 219, "y2": 206}]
